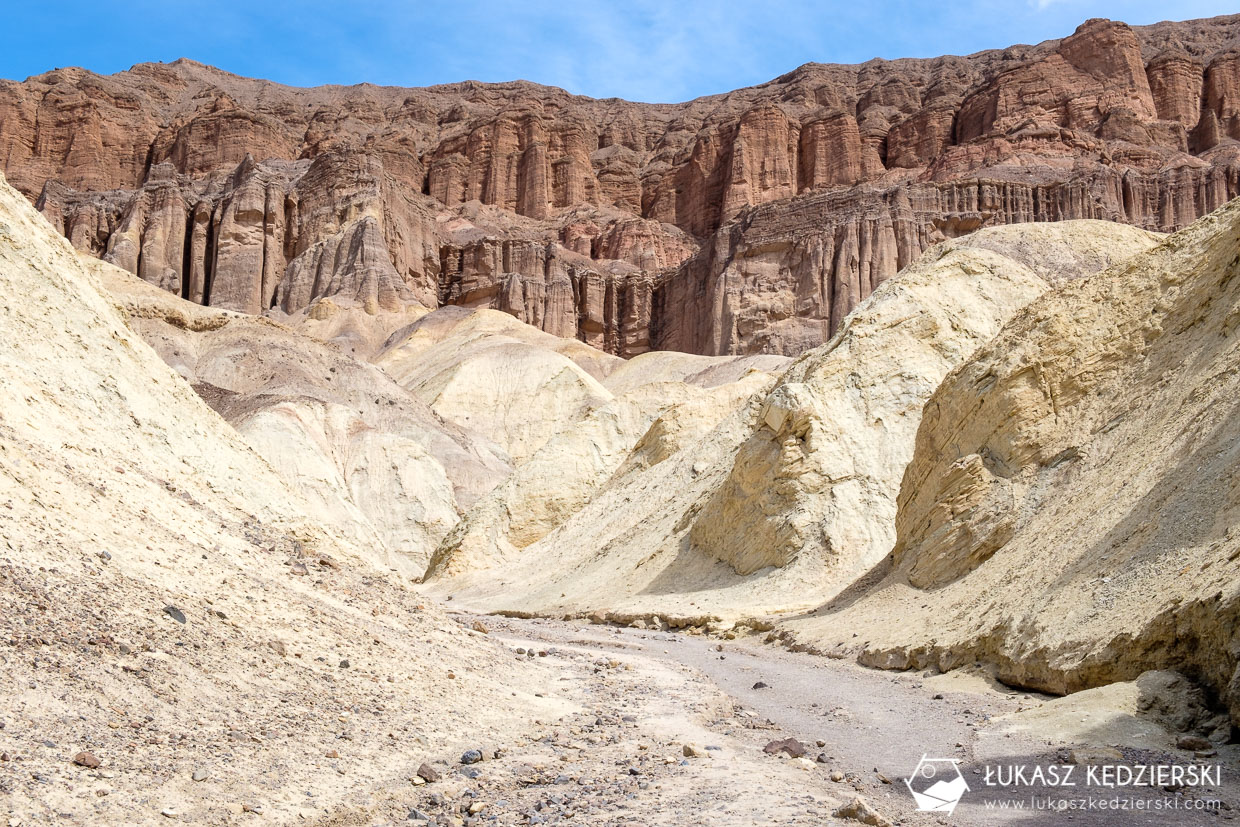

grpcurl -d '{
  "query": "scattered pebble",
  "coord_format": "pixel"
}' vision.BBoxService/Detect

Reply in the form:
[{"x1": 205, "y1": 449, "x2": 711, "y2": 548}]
[
  {"x1": 1176, "y1": 734, "x2": 1212, "y2": 751},
  {"x1": 832, "y1": 795, "x2": 890, "y2": 826},
  {"x1": 72, "y1": 751, "x2": 101, "y2": 769},
  {"x1": 762, "y1": 738, "x2": 806, "y2": 758}
]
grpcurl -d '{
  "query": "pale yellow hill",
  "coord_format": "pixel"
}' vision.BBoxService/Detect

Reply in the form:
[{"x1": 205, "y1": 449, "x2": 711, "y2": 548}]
[
  {"x1": 0, "y1": 175, "x2": 561, "y2": 824},
  {"x1": 785, "y1": 198, "x2": 1240, "y2": 727},
  {"x1": 376, "y1": 308, "x2": 620, "y2": 464},
  {"x1": 95, "y1": 264, "x2": 511, "y2": 574},
  {"x1": 426, "y1": 220, "x2": 1162, "y2": 621}
]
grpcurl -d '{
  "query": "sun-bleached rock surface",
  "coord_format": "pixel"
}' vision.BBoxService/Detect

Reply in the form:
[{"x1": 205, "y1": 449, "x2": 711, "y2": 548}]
[
  {"x1": 689, "y1": 220, "x2": 1164, "y2": 583},
  {"x1": 7, "y1": 15, "x2": 1240, "y2": 355},
  {"x1": 424, "y1": 220, "x2": 1160, "y2": 621},
  {"x1": 0, "y1": 173, "x2": 562, "y2": 823},
  {"x1": 785, "y1": 195, "x2": 1240, "y2": 726},
  {"x1": 425, "y1": 353, "x2": 786, "y2": 580},
  {"x1": 375, "y1": 308, "x2": 621, "y2": 464},
  {"x1": 95, "y1": 265, "x2": 512, "y2": 573},
  {"x1": 991, "y1": 670, "x2": 1231, "y2": 752}
]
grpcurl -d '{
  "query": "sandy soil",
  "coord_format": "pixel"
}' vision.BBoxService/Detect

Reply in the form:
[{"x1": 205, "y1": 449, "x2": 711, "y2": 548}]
[{"x1": 273, "y1": 612, "x2": 1239, "y2": 826}]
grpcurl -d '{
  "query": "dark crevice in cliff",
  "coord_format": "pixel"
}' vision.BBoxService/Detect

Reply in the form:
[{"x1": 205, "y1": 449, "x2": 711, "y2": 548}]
[
  {"x1": 139, "y1": 142, "x2": 156, "y2": 185},
  {"x1": 202, "y1": 211, "x2": 217, "y2": 307},
  {"x1": 134, "y1": 231, "x2": 144, "y2": 289},
  {"x1": 282, "y1": 197, "x2": 297, "y2": 263},
  {"x1": 180, "y1": 210, "x2": 194, "y2": 301}
]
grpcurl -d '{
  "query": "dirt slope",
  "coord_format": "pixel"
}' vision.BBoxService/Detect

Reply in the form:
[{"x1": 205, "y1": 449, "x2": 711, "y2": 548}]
[
  {"x1": 785, "y1": 195, "x2": 1240, "y2": 728},
  {"x1": 95, "y1": 265, "x2": 512, "y2": 574},
  {"x1": 425, "y1": 220, "x2": 1161, "y2": 623},
  {"x1": 0, "y1": 173, "x2": 560, "y2": 823}
]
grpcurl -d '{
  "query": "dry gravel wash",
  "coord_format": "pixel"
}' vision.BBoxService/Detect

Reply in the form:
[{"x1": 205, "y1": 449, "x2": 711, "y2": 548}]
[
  {"x1": 286, "y1": 616, "x2": 1240, "y2": 825},
  {"x1": 426, "y1": 617, "x2": 1240, "y2": 827},
  {"x1": 4, "y1": 610, "x2": 1238, "y2": 825}
]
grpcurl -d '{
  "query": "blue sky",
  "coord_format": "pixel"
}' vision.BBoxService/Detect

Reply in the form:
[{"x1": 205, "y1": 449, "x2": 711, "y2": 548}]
[{"x1": 1, "y1": 1, "x2": 1236, "y2": 103}]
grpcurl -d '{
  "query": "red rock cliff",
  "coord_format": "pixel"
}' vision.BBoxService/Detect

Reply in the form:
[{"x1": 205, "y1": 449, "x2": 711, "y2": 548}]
[{"x1": 4, "y1": 15, "x2": 1240, "y2": 355}]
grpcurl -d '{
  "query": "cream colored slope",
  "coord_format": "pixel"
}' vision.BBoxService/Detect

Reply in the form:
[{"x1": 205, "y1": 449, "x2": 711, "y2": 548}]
[
  {"x1": 226, "y1": 397, "x2": 460, "y2": 575},
  {"x1": 689, "y1": 221, "x2": 1164, "y2": 589},
  {"x1": 599, "y1": 349, "x2": 790, "y2": 395},
  {"x1": 425, "y1": 370, "x2": 778, "y2": 581},
  {"x1": 377, "y1": 307, "x2": 619, "y2": 463},
  {"x1": 280, "y1": 295, "x2": 430, "y2": 359},
  {"x1": 0, "y1": 193, "x2": 312, "y2": 557},
  {"x1": 988, "y1": 671, "x2": 1230, "y2": 753},
  {"x1": 784, "y1": 198, "x2": 1240, "y2": 725},
  {"x1": 96, "y1": 264, "x2": 512, "y2": 573},
  {"x1": 934, "y1": 219, "x2": 1166, "y2": 284},
  {"x1": 424, "y1": 339, "x2": 792, "y2": 583},
  {"x1": 429, "y1": 220, "x2": 1161, "y2": 621},
  {"x1": 0, "y1": 175, "x2": 554, "y2": 824},
  {"x1": 425, "y1": 387, "x2": 781, "y2": 618},
  {"x1": 381, "y1": 304, "x2": 623, "y2": 382}
]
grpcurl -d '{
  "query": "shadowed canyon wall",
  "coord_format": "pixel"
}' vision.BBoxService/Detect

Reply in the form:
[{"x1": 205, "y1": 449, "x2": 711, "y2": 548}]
[{"x1": 4, "y1": 15, "x2": 1240, "y2": 355}]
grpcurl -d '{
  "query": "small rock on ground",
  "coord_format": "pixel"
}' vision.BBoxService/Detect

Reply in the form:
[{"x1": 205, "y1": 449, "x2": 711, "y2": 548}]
[
  {"x1": 72, "y1": 751, "x2": 101, "y2": 769},
  {"x1": 1176, "y1": 734, "x2": 1213, "y2": 751},
  {"x1": 762, "y1": 738, "x2": 806, "y2": 758},
  {"x1": 831, "y1": 796, "x2": 891, "y2": 827}
]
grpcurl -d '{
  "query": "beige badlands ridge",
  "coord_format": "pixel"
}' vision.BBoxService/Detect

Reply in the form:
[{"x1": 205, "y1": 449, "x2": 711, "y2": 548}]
[
  {"x1": 425, "y1": 220, "x2": 1162, "y2": 617},
  {"x1": 3, "y1": 33, "x2": 1240, "y2": 826},
  {"x1": 0, "y1": 173, "x2": 571, "y2": 823}
]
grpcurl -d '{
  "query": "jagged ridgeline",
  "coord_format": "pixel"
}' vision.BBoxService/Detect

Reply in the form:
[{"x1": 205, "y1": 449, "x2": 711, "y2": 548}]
[{"x1": 4, "y1": 16, "x2": 1240, "y2": 356}]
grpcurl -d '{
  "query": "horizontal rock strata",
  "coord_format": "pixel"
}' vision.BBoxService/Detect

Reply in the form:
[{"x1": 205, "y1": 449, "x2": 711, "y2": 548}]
[{"x1": 5, "y1": 15, "x2": 1240, "y2": 354}]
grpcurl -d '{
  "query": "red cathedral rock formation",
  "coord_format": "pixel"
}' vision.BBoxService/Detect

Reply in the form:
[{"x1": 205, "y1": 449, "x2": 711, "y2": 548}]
[{"x1": 4, "y1": 14, "x2": 1240, "y2": 355}]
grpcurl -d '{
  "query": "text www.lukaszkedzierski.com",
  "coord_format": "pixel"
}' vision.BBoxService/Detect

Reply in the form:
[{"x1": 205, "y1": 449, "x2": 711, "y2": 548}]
[{"x1": 984, "y1": 796, "x2": 1221, "y2": 812}]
